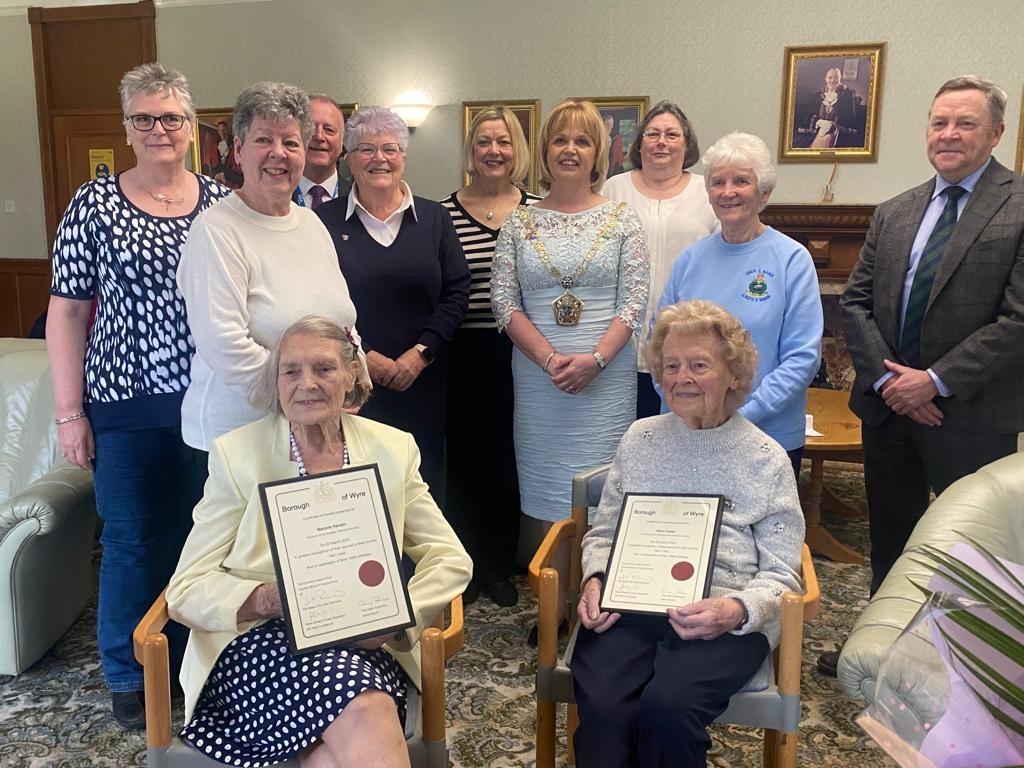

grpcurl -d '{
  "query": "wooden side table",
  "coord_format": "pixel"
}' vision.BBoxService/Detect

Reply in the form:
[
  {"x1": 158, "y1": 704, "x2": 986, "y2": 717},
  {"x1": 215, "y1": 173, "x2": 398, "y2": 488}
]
[{"x1": 803, "y1": 388, "x2": 865, "y2": 564}]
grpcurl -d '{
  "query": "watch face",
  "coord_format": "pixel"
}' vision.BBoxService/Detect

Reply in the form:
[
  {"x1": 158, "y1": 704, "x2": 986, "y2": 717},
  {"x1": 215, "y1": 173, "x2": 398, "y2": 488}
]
[{"x1": 419, "y1": 345, "x2": 435, "y2": 363}]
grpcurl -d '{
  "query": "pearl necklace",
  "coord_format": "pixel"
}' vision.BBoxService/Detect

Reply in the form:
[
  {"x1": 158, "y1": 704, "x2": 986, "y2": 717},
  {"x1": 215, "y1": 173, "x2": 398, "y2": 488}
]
[{"x1": 289, "y1": 429, "x2": 349, "y2": 477}]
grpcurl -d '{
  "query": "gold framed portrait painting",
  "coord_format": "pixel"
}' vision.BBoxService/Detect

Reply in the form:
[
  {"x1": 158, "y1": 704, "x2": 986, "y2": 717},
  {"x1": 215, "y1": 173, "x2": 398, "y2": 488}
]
[
  {"x1": 462, "y1": 100, "x2": 540, "y2": 192},
  {"x1": 778, "y1": 43, "x2": 886, "y2": 163},
  {"x1": 571, "y1": 96, "x2": 649, "y2": 179}
]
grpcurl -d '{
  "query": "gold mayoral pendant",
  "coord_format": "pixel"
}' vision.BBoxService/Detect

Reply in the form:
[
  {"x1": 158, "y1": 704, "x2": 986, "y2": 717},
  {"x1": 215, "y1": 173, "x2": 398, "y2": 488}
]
[{"x1": 551, "y1": 276, "x2": 584, "y2": 326}]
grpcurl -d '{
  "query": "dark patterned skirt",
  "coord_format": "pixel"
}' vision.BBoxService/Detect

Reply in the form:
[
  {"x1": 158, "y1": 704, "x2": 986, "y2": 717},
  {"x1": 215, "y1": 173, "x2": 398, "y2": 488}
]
[{"x1": 181, "y1": 619, "x2": 409, "y2": 767}]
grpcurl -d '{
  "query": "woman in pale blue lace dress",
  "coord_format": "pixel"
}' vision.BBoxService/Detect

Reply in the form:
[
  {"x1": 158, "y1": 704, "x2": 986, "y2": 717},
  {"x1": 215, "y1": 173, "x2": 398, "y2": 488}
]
[{"x1": 491, "y1": 100, "x2": 649, "y2": 533}]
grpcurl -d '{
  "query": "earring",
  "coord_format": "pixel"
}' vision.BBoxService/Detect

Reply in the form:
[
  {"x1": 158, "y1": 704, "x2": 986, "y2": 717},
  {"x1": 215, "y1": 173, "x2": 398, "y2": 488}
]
[{"x1": 126, "y1": 139, "x2": 131, "y2": 146}]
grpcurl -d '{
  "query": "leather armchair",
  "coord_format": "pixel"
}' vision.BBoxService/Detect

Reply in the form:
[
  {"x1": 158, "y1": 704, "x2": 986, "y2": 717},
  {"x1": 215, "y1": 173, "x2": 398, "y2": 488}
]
[
  {"x1": 839, "y1": 451, "x2": 1024, "y2": 702},
  {"x1": 0, "y1": 338, "x2": 95, "y2": 675}
]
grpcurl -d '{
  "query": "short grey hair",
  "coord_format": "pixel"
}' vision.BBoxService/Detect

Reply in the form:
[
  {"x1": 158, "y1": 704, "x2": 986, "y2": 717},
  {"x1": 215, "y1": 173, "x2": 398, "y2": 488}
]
[
  {"x1": 702, "y1": 132, "x2": 777, "y2": 203},
  {"x1": 249, "y1": 316, "x2": 372, "y2": 414},
  {"x1": 932, "y1": 75, "x2": 1007, "y2": 125},
  {"x1": 343, "y1": 107, "x2": 410, "y2": 153},
  {"x1": 119, "y1": 62, "x2": 195, "y2": 121},
  {"x1": 308, "y1": 93, "x2": 344, "y2": 114},
  {"x1": 233, "y1": 82, "x2": 314, "y2": 145}
]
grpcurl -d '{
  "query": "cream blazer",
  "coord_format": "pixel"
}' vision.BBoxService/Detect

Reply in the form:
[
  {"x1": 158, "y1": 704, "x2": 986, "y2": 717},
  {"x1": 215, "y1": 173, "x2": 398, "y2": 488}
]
[{"x1": 166, "y1": 412, "x2": 472, "y2": 721}]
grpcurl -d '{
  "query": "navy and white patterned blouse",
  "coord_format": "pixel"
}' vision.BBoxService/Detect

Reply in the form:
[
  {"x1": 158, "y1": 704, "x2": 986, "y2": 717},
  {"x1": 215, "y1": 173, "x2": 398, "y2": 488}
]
[{"x1": 50, "y1": 173, "x2": 229, "y2": 428}]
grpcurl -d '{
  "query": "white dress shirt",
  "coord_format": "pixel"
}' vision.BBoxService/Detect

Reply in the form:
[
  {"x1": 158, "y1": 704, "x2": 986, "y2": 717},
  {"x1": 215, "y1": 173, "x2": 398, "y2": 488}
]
[{"x1": 345, "y1": 181, "x2": 418, "y2": 246}]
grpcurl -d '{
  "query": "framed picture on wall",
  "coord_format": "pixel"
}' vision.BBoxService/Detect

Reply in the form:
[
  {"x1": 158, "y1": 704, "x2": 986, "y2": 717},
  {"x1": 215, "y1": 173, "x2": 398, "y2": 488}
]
[
  {"x1": 192, "y1": 108, "x2": 242, "y2": 188},
  {"x1": 778, "y1": 42, "x2": 886, "y2": 163},
  {"x1": 1016, "y1": 87, "x2": 1023, "y2": 175},
  {"x1": 462, "y1": 100, "x2": 540, "y2": 192},
  {"x1": 571, "y1": 96, "x2": 649, "y2": 179}
]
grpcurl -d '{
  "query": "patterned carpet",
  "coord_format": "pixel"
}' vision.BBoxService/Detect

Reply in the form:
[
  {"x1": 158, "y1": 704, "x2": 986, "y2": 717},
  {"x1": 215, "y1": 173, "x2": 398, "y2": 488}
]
[{"x1": 0, "y1": 469, "x2": 894, "y2": 767}]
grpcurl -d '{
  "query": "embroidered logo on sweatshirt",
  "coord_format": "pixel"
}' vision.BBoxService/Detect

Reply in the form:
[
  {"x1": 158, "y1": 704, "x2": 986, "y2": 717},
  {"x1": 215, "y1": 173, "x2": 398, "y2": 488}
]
[{"x1": 742, "y1": 269, "x2": 773, "y2": 302}]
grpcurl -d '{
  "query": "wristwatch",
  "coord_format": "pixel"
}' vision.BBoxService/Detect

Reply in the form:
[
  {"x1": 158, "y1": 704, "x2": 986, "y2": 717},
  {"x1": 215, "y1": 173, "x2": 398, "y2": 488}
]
[
  {"x1": 415, "y1": 343, "x2": 435, "y2": 365},
  {"x1": 592, "y1": 351, "x2": 607, "y2": 369}
]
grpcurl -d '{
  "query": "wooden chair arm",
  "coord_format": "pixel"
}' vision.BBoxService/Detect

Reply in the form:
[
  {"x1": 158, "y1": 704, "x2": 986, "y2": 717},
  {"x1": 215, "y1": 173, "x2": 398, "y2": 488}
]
[
  {"x1": 528, "y1": 518, "x2": 577, "y2": 595},
  {"x1": 443, "y1": 595, "x2": 464, "y2": 660},
  {"x1": 775, "y1": 591, "x2": 805, "y2": 697},
  {"x1": 133, "y1": 591, "x2": 173, "y2": 750},
  {"x1": 420, "y1": 627, "x2": 445, "y2": 743},
  {"x1": 132, "y1": 590, "x2": 170, "y2": 666},
  {"x1": 537, "y1": 567, "x2": 561, "y2": 668},
  {"x1": 800, "y1": 544, "x2": 821, "y2": 622}
]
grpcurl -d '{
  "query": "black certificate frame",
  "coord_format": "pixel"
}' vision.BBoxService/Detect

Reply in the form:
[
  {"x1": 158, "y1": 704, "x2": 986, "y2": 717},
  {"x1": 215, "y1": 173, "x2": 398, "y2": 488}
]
[
  {"x1": 259, "y1": 463, "x2": 415, "y2": 656},
  {"x1": 599, "y1": 492, "x2": 725, "y2": 617}
]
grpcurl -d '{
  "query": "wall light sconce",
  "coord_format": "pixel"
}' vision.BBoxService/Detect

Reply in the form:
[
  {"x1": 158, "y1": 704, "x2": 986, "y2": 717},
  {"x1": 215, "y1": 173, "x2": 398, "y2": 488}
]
[{"x1": 390, "y1": 90, "x2": 435, "y2": 132}]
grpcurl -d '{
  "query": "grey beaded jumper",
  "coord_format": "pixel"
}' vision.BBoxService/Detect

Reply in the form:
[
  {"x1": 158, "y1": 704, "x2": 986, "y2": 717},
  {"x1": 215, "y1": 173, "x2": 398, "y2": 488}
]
[{"x1": 581, "y1": 412, "x2": 805, "y2": 650}]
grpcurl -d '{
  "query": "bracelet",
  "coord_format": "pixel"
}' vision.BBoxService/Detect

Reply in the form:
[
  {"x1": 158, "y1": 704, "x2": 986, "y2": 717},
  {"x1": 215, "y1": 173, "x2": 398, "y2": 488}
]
[
  {"x1": 542, "y1": 352, "x2": 556, "y2": 373},
  {"x1": 55, "y1": 411, "x2": 86, "y2": 425},
  {"x1": 592, "y1": 351, "x2": 607, "y2": 369}
]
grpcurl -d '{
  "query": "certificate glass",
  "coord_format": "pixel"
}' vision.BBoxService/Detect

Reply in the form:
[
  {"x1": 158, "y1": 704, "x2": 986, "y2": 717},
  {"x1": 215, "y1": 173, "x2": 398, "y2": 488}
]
[
  {"x1": 599, "y1": 493, "x2": 724, "y2": 615},
  {"x1": 259, "y1": 464, "x2": 414, "y2": 655}
]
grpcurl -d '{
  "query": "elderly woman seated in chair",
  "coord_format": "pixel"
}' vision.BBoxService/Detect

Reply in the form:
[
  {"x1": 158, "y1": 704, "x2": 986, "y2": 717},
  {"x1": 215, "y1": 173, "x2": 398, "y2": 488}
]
[
  {"x1": 166, "y1": 316, "x2": 472, "y2": 768},
  {"x1": 571, "y1": 299, "x2": 805, "y2": 768}
]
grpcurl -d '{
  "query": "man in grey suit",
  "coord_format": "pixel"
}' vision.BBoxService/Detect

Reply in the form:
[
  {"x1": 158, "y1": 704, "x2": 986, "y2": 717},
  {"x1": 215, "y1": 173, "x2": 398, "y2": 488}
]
[{"x1": 819, "y1": 75, "x2": 1024, "y2": 676}]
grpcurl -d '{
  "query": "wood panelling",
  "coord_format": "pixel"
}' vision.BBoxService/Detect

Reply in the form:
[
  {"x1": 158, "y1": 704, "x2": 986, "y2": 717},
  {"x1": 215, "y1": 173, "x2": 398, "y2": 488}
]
[
  {"x1": 29, "y1": 0, "x2": 155, "y2": 246},
  {"x1": 762, "y1": 204, "x2": 875, "y2": 281},
  {"x1": 0, "y1": 260, "x2": 50, "y2": 338}
]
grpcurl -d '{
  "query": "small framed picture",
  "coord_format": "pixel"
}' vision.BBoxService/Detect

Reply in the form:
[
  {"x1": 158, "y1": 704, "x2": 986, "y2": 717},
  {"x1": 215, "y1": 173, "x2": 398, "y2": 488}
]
[
  {"x1": 462, "y1": 100, "x2": 540, "y2": 192},
  {"x1": 192, "y1": 108, "x2": 242, "y2": 188},
  {"x1": 572, "y1": 96, "x2": 649, "y2": 179},
  {"x1": 778, "y1": 43, "x2": 886, "y2": 163}
]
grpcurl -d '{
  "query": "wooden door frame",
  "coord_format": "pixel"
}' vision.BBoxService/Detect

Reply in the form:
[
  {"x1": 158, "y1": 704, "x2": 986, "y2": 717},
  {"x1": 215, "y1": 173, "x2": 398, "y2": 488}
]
[{"x1": 28, "y1": 0, "x2": 156, "y2": 246}]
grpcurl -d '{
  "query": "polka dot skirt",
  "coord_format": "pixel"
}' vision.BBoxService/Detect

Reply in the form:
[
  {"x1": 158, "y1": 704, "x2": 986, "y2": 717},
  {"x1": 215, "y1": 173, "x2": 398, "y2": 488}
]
[{"x1": 181, "y1": 619, "x2": 408, "y2": 767}]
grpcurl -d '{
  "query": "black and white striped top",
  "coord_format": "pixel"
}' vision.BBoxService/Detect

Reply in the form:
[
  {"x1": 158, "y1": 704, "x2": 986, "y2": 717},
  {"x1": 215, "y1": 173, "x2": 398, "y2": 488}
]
[{"x1": 441, "y1": 189, "x2": 541, "y2": 329}]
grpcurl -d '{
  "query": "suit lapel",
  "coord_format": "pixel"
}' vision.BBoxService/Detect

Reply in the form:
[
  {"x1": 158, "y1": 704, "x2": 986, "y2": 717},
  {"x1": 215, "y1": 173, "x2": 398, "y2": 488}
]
[
  {"x1": 928, "y1": 161, "x2": 1012, "y2": 307},
  {"x1": 881, "y1": 181, "x2": 933, "y2": 328}
]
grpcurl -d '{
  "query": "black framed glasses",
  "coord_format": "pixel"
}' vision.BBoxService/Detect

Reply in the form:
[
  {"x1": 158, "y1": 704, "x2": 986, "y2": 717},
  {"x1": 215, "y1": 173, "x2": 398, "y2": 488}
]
[{"x1": 126, "y1": 114, "x2": 188, "y2": 132}]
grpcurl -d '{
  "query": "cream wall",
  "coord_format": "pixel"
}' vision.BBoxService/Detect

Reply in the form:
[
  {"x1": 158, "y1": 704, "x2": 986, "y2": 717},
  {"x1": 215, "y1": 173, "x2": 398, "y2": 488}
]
[{"x1": 2, "y1": 0, "x2": 1022, "y2": 260}]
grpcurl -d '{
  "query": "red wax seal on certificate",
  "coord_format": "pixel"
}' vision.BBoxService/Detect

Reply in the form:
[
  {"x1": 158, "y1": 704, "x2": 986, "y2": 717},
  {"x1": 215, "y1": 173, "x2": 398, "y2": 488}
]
[
  {"x1": 671, "y1": 561, "x2": 695, "y2": 581},
  {"x1": 358, "y1": 560, "x2": 386, "y2": 587}
]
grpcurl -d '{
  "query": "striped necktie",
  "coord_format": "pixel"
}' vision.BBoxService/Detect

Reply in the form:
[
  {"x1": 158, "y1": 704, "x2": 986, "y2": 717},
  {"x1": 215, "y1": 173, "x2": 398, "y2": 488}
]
[{"x1": 899, "y1": 185, "x2": 966, "y2": 366}]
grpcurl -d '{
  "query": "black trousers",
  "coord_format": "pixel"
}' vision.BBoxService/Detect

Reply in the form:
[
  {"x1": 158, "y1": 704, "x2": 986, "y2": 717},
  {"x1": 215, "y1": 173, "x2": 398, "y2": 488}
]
[
  {"x1": 444, "y1": 328, "x2": 520, "y2": 584},
  {"x1": 571, "y1": 614, "x2": 769, "y2": 768},
  {"x1": 862, "y1": 415, "x2": 1017, "y2": 594}
]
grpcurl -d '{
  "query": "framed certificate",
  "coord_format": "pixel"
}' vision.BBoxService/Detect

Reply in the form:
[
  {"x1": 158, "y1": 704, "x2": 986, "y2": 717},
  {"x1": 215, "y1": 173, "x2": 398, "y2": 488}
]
[
  {"x1": 599, "y1": 493, "x2": 725, "y2": 616},
  {"x1": 260, "y1": 464, "x2": 414, "y2": 655}
]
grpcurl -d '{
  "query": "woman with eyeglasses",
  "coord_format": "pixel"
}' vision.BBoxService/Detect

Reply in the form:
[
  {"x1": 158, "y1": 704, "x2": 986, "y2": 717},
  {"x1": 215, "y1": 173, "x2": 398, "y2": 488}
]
[
  {"x1": 177, "y1": 82, "x2": 362, "y2": 462},
  {"x1": 316, "y1": 107, "x2": 470, "y2": 501},
  {"x1": 46, "y1": 63, "x2": 230, "y2": 730},
  {"x1": 602, "y1": 101, "x2": 719, "y2": 417}
]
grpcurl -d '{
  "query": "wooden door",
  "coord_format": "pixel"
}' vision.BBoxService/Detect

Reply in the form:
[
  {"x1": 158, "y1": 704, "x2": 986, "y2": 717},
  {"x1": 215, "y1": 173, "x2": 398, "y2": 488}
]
[{"x1": 29, "y1": 0, "x2": 156, "y2": 247}]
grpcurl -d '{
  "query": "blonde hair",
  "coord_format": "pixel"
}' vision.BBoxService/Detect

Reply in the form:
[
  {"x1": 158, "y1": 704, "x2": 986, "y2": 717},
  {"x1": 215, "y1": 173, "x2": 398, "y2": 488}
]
[
  {"x1": 538, "y1": 100, "x2": 609, "y2": 192},
  {"x1": 463, "y1": 106, "x2": 531, "y2": 186},
  {"x1": 249, "y1": 316, "x2": 372, "y2": 414},
  {"x1": 645, "y1": 300, "x2": 758, "y2": 415}
]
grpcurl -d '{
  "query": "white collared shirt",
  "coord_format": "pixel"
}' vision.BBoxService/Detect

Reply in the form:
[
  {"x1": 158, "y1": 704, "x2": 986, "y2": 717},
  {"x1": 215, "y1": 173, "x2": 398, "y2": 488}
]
[
  {"x1": 297, "y1": 172, "x2": 340, "y2": 206},
  {"x1": 345, "y1": 181, "x2": 418, "y2": 246}
]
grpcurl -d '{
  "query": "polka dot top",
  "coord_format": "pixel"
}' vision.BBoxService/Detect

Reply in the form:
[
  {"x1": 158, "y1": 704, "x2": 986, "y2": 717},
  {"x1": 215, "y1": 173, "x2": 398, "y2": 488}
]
[{"x1": 50, "y1": 173, "x2": 229, "y2": 415}]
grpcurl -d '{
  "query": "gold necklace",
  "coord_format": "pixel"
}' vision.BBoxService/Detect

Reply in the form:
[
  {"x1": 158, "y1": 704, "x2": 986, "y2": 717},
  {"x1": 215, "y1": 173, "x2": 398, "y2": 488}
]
[{"x1": 517, "y1": 202, "x2": 626, "y2": 326}]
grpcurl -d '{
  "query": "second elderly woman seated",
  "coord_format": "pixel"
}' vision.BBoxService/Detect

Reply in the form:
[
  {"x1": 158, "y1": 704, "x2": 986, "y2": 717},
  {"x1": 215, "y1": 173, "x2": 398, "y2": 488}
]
[
  {"x1": 571, "y1": 300, "x2": 805, "y2": 768},
  {"x1": 167, "y1": 316, "x2": 471, "y2": 768}
]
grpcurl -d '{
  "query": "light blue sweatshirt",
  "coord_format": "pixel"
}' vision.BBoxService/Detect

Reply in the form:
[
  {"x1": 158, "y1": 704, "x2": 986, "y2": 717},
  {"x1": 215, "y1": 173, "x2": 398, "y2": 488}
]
[{"x1": 656, "y1": 227, "x2": 823, "y2": 451}]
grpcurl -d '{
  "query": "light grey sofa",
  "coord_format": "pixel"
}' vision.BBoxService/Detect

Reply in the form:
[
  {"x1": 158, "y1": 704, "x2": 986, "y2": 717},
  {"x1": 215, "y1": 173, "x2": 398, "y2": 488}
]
[
  {"x1": 838, "y1": 451, "x2": 1024, "y2": 704},
  {"x1": 0, "y1": 338, "x2": 96, "y2": 675}
]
